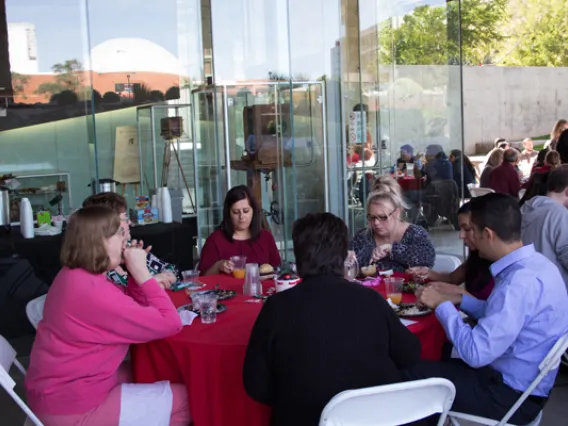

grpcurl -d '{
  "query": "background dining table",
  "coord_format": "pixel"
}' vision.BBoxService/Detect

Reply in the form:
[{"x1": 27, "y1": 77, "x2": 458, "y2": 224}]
[{"x1": 131, "y1": 273, "x2": 447, "y2": 426}]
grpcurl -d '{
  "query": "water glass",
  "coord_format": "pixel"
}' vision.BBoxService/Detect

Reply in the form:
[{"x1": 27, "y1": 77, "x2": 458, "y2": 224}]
[
  {"x1": 182, "y1": 270, "x2": 199, "y2": 283},
  {"x1": 244, "y1": 263, "x2": 262, "y2": 296},
  {"x1": 230, "y1": 255, "x2": 247, "y2": 279},
  {"x1": 344, "y1": 259, "x2": 359, "y2": 282},
  {"x1": 384, "y1": 277, "x2": 404, "y2": 305},
  {"x1": 197, "y1": 293, "x2": 218, "y2": 324}
]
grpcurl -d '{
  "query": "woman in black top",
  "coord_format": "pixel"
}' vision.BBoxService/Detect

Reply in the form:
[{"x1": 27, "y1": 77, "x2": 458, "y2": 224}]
[{"x1": 244, "y1": 212, "x2": 421, "y2": 426}]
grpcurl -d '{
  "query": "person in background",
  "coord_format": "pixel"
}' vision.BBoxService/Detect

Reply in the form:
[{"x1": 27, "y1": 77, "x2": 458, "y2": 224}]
[
  {"x1": 408, "y1": 202, "x2": 494, "y2": 301},
  {"x1": 198, "y1": 185, "x2": 280, "y2": 275},
  {"x1": 244, "y1": 212, "x2": 421, "y2": 426},
  {"x1": 406, "y1": 193, "x2": 568, "y2": 425},
  {"x1": 545, "y1": 119, "x2": 568, "y2": 150},
  {"x1": 479, "y1": 148, "x2": 504, "y2": 188},
  {"x1": 423, "y1": 145, "x2": 453, "y2": 183},
  {"x1": 519, "y1": 172, "x2": 550, "y2": 207},
  {"x1": 25, "y1": 207, "x2": 190, "y2": 426},
  {"x1": 519, "y1": 138, "x2": 538, "y2": 176},
  {"x1": 349, "y1": 179, "x2": 435, "y2": 270},
  {"x1": 495, "y1": 138, "x2": 510, "y2": 150},
  {"x1": 532, "y1": 148, "x2": 550, "y2": 171},
  {"x1": 488, "y1": 148, "x2": 521, "y2": 197},
  {"x1": 521, "y1": 165, "x2": 568, "y2": 287},
  {"x1": 533, "y1": 150, "x2": 562, "y2": 173},
  {"x1": 449, "y1": 149, "x2": 477, "y2": 198},
  {"x1": 555, "y1": 128, "x2": 568, "y2": 164},
  {"x1": 83, "y1": 193, "x2": 177, "y2": 289},
  {"x1": 394, "y1": 144, "x2": 415, "y2": 172}
]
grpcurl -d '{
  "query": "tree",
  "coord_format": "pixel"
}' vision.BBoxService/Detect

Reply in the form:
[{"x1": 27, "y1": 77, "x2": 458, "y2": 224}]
[
  {"x1": 500, "y1": 0, "x2": 568, "y2": 66},
  {"x1": 35, "y1": 59, "x2": 84, "y2": 96},
  {"x1": 102, "y1": 91, "x2": 121, "y2": 103},
  {"x1": 376, "y1": 0, "x2": 508, "y2": 66},
  {"x1": 11, "y1": 72, "x2": 29, "y2": 98}
]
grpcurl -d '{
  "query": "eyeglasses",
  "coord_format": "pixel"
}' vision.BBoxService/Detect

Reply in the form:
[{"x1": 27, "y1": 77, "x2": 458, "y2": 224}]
[{"x1": 367, "y1": 210, "x2": 396, "y2": 223}]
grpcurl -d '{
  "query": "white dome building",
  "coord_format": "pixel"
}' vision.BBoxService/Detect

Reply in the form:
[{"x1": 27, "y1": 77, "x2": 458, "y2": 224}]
[{"x1": 88, "y1": 38, "x2": 185, "y2": 75}]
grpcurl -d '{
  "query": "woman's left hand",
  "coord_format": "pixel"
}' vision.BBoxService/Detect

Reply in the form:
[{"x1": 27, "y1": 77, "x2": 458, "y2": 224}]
[
  {"x1": 153, "y1": 271, "x2": 177, "y2": 290},
  {"x1": 129, "y1": 239, "x2": 152, "y2": 253}
]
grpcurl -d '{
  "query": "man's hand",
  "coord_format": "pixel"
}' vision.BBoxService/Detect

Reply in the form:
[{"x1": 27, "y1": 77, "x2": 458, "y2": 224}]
[{"x1": 417, "y1": 286, "x2": 456, "y2": 310}]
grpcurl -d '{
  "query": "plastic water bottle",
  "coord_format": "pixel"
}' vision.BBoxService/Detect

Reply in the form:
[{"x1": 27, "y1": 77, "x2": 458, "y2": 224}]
[
  {"x1": 20, "y1": 198, "x2": 34, "y2": 239},
  {"x1": 161, "y1": 187, "x2": 172, "y2": 223}
]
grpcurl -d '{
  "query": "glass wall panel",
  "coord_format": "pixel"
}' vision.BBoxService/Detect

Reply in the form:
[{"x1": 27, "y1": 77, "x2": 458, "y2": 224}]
[
  {"x1": 343, "y1": 0, "x2": 465, "y2": 257},
  {"x1": 200, "y1": 0, "x2": 343, "y2": 261},
  {"x1": 2, "y1": 0, "x2": 92, "y2": 217}
]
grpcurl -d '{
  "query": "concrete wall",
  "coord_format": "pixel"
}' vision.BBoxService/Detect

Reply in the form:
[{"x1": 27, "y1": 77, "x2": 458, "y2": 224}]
[{"x1": 463, "y1": 66, "x2": 568, "y2": 153}]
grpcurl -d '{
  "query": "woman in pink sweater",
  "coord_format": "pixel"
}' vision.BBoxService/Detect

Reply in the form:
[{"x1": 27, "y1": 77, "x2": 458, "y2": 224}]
[{"x1": 24, "y1": 206, "x2": 190, "y2": 426}]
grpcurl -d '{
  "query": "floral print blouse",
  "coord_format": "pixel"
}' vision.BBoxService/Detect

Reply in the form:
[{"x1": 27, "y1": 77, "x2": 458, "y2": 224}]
[{"x1": 349, "y1": 224, "x2": 436, "y2": 271}]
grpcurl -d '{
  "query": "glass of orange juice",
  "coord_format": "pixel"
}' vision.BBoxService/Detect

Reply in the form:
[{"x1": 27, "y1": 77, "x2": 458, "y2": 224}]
[
  {"x1": 230, "y1": 255, "x2": 247, "y2": 278},
  {"x1": 384, "y1": 277, "x2": 404, "y2": 305}
]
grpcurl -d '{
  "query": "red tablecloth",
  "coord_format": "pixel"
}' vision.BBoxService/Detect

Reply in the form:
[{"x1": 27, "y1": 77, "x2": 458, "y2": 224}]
[
  {"x1": 397, "y1": 176, "x2": 423, "y2": 191},
  {"x1": 131, "y1": 274, "x2": 446, "y2": 426}
]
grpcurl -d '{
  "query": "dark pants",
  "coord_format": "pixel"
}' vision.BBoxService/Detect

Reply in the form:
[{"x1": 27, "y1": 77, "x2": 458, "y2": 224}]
[{"x1": 403, "y1": 360, "x2": 547, "y2": 425}]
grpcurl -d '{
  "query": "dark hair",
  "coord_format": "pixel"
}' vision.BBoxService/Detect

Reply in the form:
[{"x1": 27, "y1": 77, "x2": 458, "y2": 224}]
[
  {"x1": 520, "y1": 172, "x2": 550, "y2": 206},
  {"x1": 221, "y1": 185, "x2": 261, "y2": 241},
  {"x1": 495, "y1": 138, "x2": 507, "y2": 148},
  {"x1": 292, "y1": 212, "x2": 348, "y2": 279},
  {"x1": 535, "y1": 148, "x2": 549, "y2": 168},
  {"x1": 83, "y1": 192, "x2": 128, "y2": 214},
  {"x1": 498, "y1": 142, "x2": 509, "y2": 150},
  {"x1": 469, "y1": 193, "x2": 521, "y2": 243},
  {"x1": 547, "y1": 165, "x2": 568, "y2": 193},
  {"x1": 61, "y1": 206, "x2": 121, "y2": 274},
  {"x1": 458, "y1": 201, "x2": 471, "y2": 215},
  {"x1": 451, "y1": 149, "x2": 478, "y2": 179}
]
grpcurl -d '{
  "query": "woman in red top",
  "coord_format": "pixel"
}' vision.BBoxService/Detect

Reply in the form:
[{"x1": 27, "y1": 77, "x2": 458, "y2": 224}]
[{"x1": 199, "y1": 185, "x2": 281, "y2": 275}]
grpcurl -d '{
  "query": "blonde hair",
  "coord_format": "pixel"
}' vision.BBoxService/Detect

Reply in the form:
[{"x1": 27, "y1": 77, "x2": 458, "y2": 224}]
[
  {"x1": 545, "y1": 150, "x2": 561, "y2": 168},
  {"x1": 487, "y1": 148, "x2": 504, "y2": 167},
  {"x1": 367, "y1": 177, "x2": 409, "y2": 213}
]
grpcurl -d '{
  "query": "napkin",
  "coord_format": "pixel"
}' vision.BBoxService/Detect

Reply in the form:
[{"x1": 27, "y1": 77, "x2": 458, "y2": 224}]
[
  {"x1": 400, "y1": 318, "x2": 417, "y2": 327},
  {"x1": 179, "y1": 309, "x2": 198, "y2": 326}
]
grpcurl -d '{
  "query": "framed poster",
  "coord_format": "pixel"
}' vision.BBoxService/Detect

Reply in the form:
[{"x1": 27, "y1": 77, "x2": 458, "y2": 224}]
[{"x1": 113, "y1": 125, "x2": 140, "y2": 184}]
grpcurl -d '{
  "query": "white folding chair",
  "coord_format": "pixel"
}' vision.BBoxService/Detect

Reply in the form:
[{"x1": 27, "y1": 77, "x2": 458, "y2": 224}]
[
  {"x1": 433, "y1": 254, "x2": 462, "y2": 273},
  {"x1": 319, "y1": 378, "x2": 455, "y2": 426},
  {"x1": 449, "y1": 333, "x2": 568, "y2": 426},
  {"x1": 26, "y1": 294, "x2": 47, "y2": 330},
  {"x1": 0, "y1": 334, "x2": 44, "y2": 426},
  {"x1": 470, "y1": 187, "x2": 495, "y2": 197}
]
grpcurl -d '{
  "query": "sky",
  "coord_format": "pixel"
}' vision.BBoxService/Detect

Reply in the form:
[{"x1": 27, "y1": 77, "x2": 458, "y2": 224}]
[{"x1": 6, "y1": 0, "x2": 445, "y2": 79}]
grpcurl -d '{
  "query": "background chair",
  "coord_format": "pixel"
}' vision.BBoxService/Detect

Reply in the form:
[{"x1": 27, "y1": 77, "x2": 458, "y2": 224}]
[
  {"x1": 319, "y1": 378, "x2": 455, "y2": 426},
  {"x1": 0, "y1": 334, "x2": 44, "y2": 425},
  {"x1": 25, "y1": 295, "x2": 47, "y2": 330},
  {"x1": 433, "y1": 254, "x2": 462, "y2": 273},
  {"x1": 449, "y1": 333, "x2": 568, "y2": 426}
]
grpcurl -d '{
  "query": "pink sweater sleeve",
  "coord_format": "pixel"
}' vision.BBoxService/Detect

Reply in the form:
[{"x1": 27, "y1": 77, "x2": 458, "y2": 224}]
[{"x1": 74, "y1": 277, "x2": 182, "y2": 344}]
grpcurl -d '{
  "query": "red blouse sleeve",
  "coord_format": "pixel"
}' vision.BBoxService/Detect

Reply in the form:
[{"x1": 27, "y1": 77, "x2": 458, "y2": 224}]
[{"x1": 198, "y1": 230, "x2": 222, "y2": 274}]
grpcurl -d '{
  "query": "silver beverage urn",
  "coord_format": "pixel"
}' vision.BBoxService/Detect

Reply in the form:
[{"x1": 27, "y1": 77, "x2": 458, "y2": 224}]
[{"x1": 0, "y1": 186, "x2": 11, "y2": 231}]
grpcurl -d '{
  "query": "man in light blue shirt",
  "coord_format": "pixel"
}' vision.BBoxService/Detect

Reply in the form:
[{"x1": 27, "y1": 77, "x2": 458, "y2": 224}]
[{"x1": 405, "y1": 193, "x2": 568, "y2": 425}]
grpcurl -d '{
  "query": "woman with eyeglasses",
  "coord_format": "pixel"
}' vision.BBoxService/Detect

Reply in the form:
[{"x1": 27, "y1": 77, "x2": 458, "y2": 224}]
[
  {"x1": 349, "y1": 177, "x2": 435, "y2": 271},
  {"x1": 25, "y1": 206, "x2": 191, "y2": 426},
  {"x1": 83, "y1": 192, "x2": 178, "y2": 289}
]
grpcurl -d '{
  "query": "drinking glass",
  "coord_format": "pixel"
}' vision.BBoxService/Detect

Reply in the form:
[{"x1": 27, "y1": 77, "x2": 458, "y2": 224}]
[
  {"x1": 344, "y1": 258, "x2": 359, "y2": 282},
  {"x1": 182, "y1": 270, "x2": 199, "y2": 282},
  {"x1": 230, "y1": 255, "x2": 247, "y2": 278},
  {"x1": 197, "y1": 293, "x2": 218, "y2": 324},
  {"x1": 384, "y1": 277, "x2": 404, "y2": 305},
  {"x1": 244, "y1": 263, "x2": 262, "y2": 296}
]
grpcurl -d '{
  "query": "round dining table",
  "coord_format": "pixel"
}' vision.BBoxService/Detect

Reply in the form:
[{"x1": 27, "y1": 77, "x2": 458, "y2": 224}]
[{"x1": 131, "y1": 273, "x2": 447, "y2": 426}]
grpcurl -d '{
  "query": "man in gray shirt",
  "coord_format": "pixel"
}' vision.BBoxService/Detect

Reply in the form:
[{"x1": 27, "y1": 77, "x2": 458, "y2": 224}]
[{"x1": 521, "y1": 165, "x2": 568, "y2": 287}]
